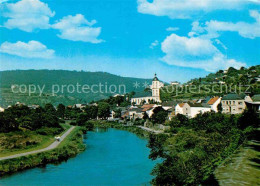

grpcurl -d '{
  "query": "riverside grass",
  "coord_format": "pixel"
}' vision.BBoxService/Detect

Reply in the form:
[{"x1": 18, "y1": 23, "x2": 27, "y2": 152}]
[{"x1": 0, "y1": 126, "x2": 85, "y2": 177}]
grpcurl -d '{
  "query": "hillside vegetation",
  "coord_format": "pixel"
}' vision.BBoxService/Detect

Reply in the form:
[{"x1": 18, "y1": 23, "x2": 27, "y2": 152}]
[
  {"x1": 161, "y1": 65, "x2": 260, "y2": 101},
  {"x1": 0, "y1": 70, "x2": 151, "y2": 106}
]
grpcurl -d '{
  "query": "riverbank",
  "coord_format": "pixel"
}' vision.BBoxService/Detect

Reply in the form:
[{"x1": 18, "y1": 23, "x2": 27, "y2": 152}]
[
  {"x1": 92, "y1": 120, "x2": 151, "y2": 138},
  {"x1": 0, "y1": 126, "x2": 85, "y2": 177}
]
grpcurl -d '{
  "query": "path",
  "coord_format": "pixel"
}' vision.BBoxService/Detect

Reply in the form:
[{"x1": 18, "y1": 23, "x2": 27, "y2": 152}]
[
  {"x1": 138, "y1": 126, "x2": 163, "y2": 134},
  {"x1": 0, "y1": 126, "x2": 75, "y2": 161}
]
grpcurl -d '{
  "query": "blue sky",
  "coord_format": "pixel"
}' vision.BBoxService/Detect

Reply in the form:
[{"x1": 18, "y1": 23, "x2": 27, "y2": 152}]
[{"x1": 0, "y1": 0, "x2": 259, "y2": 83}]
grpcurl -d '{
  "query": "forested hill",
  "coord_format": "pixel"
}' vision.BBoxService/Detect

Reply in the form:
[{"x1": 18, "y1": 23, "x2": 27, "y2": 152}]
[
  {"x1": 161, "y1": 65, "x2": 260, "y2": 101},
  {"x1": 0, "y1": 70, "x2": 152, "y2": 106}
]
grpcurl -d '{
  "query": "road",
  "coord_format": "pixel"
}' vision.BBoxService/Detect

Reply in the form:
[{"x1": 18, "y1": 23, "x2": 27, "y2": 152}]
[{"x1": 0, "y1": 126, "x2": 75, "y2": 161}]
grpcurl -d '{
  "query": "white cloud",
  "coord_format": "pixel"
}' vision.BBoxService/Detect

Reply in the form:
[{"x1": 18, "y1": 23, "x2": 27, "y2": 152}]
[
  {"x1": 166, "y1": 27, "x2": 179, "y2": 32},
  {"x1": 137, "y1": 0, "x2": 259, "y2": 19},
  {"x1": 52, "y1": 14, "x2": 103, "y2": 43},
  {"x1": 0, "y1": 40, "x2": 55, "y2": 58},
  {"x1": 189, "y1": 10, "x2": 260, "y2": 39},
  {"x1": 2, "y1": 0, "x2": 55, "y2": 32},
  {"x1": 149, "y1": 40, "x2": 159, "y2": 49},
  {"x1": 161, "y1": 33, "x2": 245, "y2": 72}
]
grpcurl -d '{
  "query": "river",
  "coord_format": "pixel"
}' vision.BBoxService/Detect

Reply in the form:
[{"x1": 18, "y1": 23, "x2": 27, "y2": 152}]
[{"x1": 0, "y1": 128, "x2": 158, "y2": 185}]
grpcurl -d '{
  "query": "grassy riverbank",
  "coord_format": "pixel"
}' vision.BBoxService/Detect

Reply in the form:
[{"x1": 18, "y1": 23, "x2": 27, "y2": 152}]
[
  {"x1": 0, "y1": 123, "x2": 70, "y2": 158},
  {"x1": 0, "y1": 126, "x2": 85, "y2": 177}
]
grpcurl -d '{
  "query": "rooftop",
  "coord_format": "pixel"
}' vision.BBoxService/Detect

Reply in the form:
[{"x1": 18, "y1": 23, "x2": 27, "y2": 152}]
[
  {"x1": 207, "y1": 97, "x2": 220, "y2": 105},
  {"x1": 132, "y1": 91, "x2": 152, "y2": 98},
  {"x1": 222, "y1": 93, "x2": 247, "y2": 100}
]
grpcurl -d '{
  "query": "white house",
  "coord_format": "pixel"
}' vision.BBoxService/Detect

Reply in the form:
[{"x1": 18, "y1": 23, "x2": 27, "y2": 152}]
[
  {"x1": 175, "y1": 102, "x2": 211, "y2": 118},
  {"x1": 188, "y1": 103, "x2": 211, "y2": 118},
  {"x1": 175, "y1": 103, "x2": 189, "y2": 116},
  {"x1": 0, "y1": 107, "x2": 4, "y2": 112},
  {"x1": 207, "y1": 96, "x2": 221, "y2": 112}
]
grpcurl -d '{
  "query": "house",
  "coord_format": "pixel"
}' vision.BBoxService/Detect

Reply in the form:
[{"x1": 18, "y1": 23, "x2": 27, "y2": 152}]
[
  {"x1": 0, "y1": 106, "x2": 4, "y2": 112},
  {"x1": 131, "y1": 74, "x2": 164, "y2": 105},
  {"x1": 207, "y1": 96, "x2": 221, "y2": 112},
  {"x1": 175, "y1": 102, "x2": 211, "y2": 118},
  {"x1": 188, "y1": 103, "x2": 211, "y2": 118},
  {"x1": 170, "y1": 81, "x2": 180, "y2": 86},
  {"x1": 141, "y1": 104, "x2": 158, "y2": 118},
  {"x1": 128, "y1": 107, "x2": 144, "y2": 119},
  {"x1": 74, "y1": 104, "x2": 86, "y2": 109},
  {"x1": 175, "y1": 103, "x2": 189, "y2": 116},
  {"x1": 221, "y1": 94, "x2": 252, "y2": 114},
  {"x1": 245, "y1": 94, "x2": 260, "y2": 113},
  {"x1": 161, "y1": 101, "x2": 177, "y2": 111},
  {"x1": 28, "y1": 105, "x2": 40, "y2": 109}
]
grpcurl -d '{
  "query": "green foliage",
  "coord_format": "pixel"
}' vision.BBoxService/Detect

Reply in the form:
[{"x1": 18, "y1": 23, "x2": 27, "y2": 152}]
[
  {"x1": 160, "y1": 65, "x2": 260, "y2": 101},
  {"x1": 0, "y1": 70, "x2": 151, "y2": 106},
  {"x1": 83, "y1": 105, "x2": 98, "y2": 119},
  {"x1": 97, "y1": 102, "x2": 110, "y2": 119},
  {"x1": 0, "y1": 127, "x2": 85, "y2": 176},
  {"x1": 57, "y1": 104, "x2": 65, "y2": 118},
  {"x1": 151, "y1": 107, "x2": 168, "y2": 124},
  {"x1": 149, "y1": 110, "x2": 258, "y2": 185},
  {"x1": 0, "y1": 104, "x2": 61, "y2": 133}
]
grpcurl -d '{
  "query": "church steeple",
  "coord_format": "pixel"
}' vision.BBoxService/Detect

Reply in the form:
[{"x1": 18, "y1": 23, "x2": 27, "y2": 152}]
[{"x1": 153, "y1": 73, "x2": 159, "y2": 81}]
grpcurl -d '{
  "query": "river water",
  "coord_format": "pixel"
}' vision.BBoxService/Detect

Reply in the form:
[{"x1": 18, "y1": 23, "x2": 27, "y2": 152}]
[{"x1": 0, "y1": 128, "x2": 157, "y2": 186}]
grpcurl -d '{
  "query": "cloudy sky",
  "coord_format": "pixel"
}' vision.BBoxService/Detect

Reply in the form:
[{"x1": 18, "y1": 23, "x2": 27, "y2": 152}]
[{"x1": 0, "y1": 0, "x2": 259, "y2": 82}]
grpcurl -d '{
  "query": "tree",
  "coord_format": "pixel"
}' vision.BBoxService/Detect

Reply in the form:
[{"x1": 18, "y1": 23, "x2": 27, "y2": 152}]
[
  {"x1": 57, "y1": 104, "x2": 65, "y2": 118},
  {"x1": 44, "y1": 103, "x2": 56, "y2": 114},
  {"x1": 76, "y1": 113, "x2": 89, "y2": 126},
  {"x1": 84, "y1": 105, "x2": 98, "y2": 119},
  {"x1": 97, "y1": 102, "x2": 110, "y2": 119},
  {"x1": 238, "y1": 109, "x2": 259, "y2": 130},
  {"x1": 151, "y1": 107, "x2": 168, "y2": 124},
  {"x1": 113, "y1": 108, "x2": 122, "y2": 118},
  {"x1": 217, "y1": 102, "x2": 223, "y2": 113},
  {"x1": 143, "y1": 112, "x2": 149, "y2": 120}
]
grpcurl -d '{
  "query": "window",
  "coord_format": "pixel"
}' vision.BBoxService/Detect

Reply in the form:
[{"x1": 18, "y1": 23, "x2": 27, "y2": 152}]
[
  {"x1": 238, "y1": 102, "x2": 242, "y2": 105},
  {"x1": 233, "y1": 101, "x2": 235, "y2": 104}
]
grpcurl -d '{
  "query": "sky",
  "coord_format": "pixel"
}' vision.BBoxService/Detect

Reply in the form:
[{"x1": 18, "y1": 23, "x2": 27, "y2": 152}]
[{"x1": 0, "y1": 0, "x2": 259, "y2": 83}]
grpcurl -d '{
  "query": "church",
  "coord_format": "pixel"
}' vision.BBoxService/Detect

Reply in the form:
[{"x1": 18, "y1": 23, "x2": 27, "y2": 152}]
[{"x1": 131, "y1": 74, "x2": 164, "y2": 105}]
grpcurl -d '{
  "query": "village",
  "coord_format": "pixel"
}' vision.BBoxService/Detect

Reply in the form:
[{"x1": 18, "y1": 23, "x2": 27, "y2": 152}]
[{"x1": 2, "y1": 73, "x2": 259, "y2": 134}]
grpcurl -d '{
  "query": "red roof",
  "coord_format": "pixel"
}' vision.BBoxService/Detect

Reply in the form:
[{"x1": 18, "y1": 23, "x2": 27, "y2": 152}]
[
  {"x1": 178, "y1": 103, "x2": 185, "y2": 108},
  {"x1": 141, "y1": 104, "x2": 155, "y2": 111},
  {"x1": 207, "y1": 97, "x2": 219, "y2": 105}
]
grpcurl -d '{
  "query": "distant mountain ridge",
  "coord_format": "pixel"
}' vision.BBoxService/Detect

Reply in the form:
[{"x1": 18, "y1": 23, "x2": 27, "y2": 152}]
[{"x1": 0, "y1": 70, "x2": 152, "y2": 106}]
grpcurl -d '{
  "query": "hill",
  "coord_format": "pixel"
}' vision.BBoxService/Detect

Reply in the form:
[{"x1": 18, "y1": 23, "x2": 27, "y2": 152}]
[
  {"x1": 161, "y1": 65, "x2": 260, "y2": 101},
  {"x1": 0, "y1": 70, "x2": 152, "y2": 106}
]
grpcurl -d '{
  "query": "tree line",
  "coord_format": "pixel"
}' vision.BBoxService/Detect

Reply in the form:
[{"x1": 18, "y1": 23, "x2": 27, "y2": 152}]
[{"x1": 0, "y1": 101, "x2": 113, "y2": 133}]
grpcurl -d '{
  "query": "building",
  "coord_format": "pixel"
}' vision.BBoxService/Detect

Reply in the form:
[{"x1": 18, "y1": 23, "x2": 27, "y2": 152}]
[
  {"x1": 245, "y1": 94, "x2": 260, "y2": 113},
  {"x1": 128, "y1": 107, "x2": 144, "y2": 119},
  {"x1": 221, "y1": 94, "x2": 252, "y2": 114},
  {"x1": 188, "y1": 103, "x2": 211, "y2": 118},
  {"x1": 207, "y1": 96, "x2": 221, "y2": 112},
  {"x1": 131, "y1": 74, "x2": 164, "y2": 105},
  {"x1": 175, "y1": 103, "x2": 189, "y2": 116},
  {"x1": 175, "y1": 102, "x2": 211, "y2": 118},
  {"x1": 0, "y1": 106, "x2": 4, "y2": 112},
  {"x1": 161, "y1": 101, "x2": 177, "y2": 111},
  {"x1": 170, "y1": 81, "x2": 180, "y2": 86}
]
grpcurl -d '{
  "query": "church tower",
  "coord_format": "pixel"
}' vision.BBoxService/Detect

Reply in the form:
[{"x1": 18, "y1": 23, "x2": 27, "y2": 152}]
[{"x1": 151, "y1": 73, "x2": 160, "y2": 98}]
